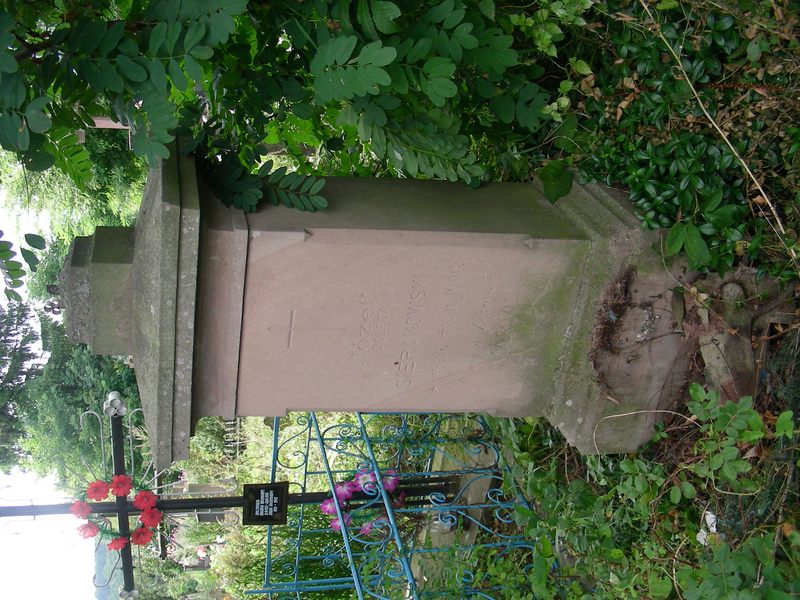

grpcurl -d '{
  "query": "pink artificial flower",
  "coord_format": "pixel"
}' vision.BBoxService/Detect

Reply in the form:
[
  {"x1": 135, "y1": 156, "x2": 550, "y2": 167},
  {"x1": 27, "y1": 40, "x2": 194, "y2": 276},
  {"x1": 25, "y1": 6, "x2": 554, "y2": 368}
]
[
  {"x1": 70, "y1": 500, "x2": 92, "y2": 519},
  {"x1": 133, "y1": 490, "x2": 157, "y2": 510},
  {"x1": 109, "y1": 474, "x2": 134, "y2": 497},
  {"x1": 139, "y1": 507, "x2": 163, "y2": 528},
  {"x1": 196, "y1": 545, "x2": 208, "y2": 559},
  {"x1": 320, "y1": 498, "x2": 337, "y2": 515},
  {"x1": 393, "y1": 491, "x2": 407, "y2": 509},
  {"x1": 329, "y1": 513, "x2": 352, "y2": 532},
  {"x1": 335, "y1": 481, "x2": 357, "y2": 501},
  {"x1": 77, "y1": 522, "x2": 100, "y2": 539},
  {"x1": 355, "y1": 471, "x2": 376, "y2": 491},
  {"x1": 130, "y1": 527, "x2": 154, "y2": 546},
  {"x1": 359, "y1": 521, "x2": 374, "y2": 536},
  {"x1": 107, "y1": 536, "x2": 129, "y2": 551},
  {"x1": 86, "y1": 480, "x2": 110, "y2": 501},
  {"x1": 382, "y1": 470, "x2": 399, "y2": 493}
]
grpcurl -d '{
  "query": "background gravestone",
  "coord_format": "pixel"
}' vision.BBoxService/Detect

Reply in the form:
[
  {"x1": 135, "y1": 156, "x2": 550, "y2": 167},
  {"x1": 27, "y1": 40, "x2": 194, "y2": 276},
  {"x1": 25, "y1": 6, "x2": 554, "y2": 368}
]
[{"x1": 60, "y1": 143, "x2": 686, "y2": 470}]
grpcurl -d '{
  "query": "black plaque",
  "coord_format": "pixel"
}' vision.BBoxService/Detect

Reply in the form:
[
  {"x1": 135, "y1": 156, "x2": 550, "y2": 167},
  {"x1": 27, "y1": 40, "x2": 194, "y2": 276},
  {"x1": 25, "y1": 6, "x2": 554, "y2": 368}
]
[{"x1": 242, "y1": 482, "x2": 289, "y2": 525}]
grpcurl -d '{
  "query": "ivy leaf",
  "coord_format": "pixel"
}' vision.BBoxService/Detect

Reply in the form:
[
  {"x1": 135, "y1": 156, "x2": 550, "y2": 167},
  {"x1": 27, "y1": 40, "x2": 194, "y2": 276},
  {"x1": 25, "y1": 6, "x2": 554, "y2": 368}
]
[
  {"x1": 467, "y1": 28, "x2": 517, "y2": 75},
  {"x1": 775, "y1": 411, "x2": 794, "y2": 439},
  {"x1": 538, "y1": 160, "x2": 573, "y2": 203},
  {"x1": 516, "y1": 83, "x2": 548, "y2": 132}
]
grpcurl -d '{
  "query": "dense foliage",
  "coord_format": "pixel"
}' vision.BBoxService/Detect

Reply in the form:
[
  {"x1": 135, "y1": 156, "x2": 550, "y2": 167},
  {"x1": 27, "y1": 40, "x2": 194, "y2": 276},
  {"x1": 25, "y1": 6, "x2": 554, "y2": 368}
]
[
  {"x1": 488, "y1": 338, "x2": 799, "y2": 598},
  {"x1": 1, "y1": 0, "x2": 798, "y2": 282},
  {"x1": 0, "y1": 313, "x2": 143, "y2": 488},
  {"x1": 578, "y1": 0, "x2": 800, "y2": 279}
]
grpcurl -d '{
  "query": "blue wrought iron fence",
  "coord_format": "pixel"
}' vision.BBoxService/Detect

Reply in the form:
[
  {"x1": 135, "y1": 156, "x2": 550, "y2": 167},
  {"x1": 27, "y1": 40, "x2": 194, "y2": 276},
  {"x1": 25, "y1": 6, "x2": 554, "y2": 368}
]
[{"x1": 245, "y1": 412, "x2": 535, "y2": 599}]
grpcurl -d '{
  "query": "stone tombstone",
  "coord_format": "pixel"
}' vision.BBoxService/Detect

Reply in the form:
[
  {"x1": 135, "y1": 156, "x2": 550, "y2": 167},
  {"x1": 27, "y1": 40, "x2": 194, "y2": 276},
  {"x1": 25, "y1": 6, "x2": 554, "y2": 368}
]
[{"x1": 60, "y1": 142, "x2": 685, "y2": 470}]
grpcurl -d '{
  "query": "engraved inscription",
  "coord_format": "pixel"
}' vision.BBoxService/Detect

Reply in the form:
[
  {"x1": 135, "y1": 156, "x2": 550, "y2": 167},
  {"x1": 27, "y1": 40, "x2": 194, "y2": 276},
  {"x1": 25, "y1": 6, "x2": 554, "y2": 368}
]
[
  {"x1": 432, "y1": 263, "x2": 464, "y2": 376},
  {"x1": 355, "y1": 293, "x2": 389, "y2": 363},
  {"x1": 395, "y1": 278, "x2": 426, "y2": 389}
]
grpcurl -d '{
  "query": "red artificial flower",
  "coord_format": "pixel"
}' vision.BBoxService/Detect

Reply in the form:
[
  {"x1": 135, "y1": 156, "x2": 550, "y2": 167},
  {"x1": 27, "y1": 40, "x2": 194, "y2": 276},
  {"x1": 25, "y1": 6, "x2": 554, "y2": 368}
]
[
  {"x1": 133, "y1": 490, "x2": 157, "y2": 510},
  {"x1": 70, "y1": 500, "x2": 92, "y2": 519},
  {"x1": 139, "y1": 507, "x2": 163, "y2": 528},
  {"x1": 109, "y1": 474, "x2": 134, "y2": 497},
  {"x1": 86, "y1": 480, "x2": 110, "y2": 501},
  {"x1": 130, "y1": 527, "x2": 154, "y2": 546},
  {"x1": 107, "y1": 536, "x2": 129, "y2": 551},
  {"x1": 77, "y1": 522, "x2": 100, "y2": 539}
]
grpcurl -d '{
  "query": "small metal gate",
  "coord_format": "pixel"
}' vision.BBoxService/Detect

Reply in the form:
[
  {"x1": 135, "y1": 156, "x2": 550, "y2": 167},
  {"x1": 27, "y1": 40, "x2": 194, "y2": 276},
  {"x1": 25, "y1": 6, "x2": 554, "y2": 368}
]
[{"x1": 245, "y1": 412, "x2": 534, "y2": 599}]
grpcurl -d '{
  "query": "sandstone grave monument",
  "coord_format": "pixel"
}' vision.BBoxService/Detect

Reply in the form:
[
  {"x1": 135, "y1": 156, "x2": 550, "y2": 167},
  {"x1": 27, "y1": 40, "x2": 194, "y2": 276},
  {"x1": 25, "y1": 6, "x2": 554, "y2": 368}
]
[{"x1": 59, "y1": 142, "x2": 690, "y2": 470}]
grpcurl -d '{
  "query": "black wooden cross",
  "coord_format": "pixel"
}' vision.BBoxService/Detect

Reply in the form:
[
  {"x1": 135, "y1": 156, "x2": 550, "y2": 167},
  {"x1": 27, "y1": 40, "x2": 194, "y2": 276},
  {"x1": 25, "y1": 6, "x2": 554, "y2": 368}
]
[{"x1": 0, "y1": 408, "x2": 455, "y2": 596}]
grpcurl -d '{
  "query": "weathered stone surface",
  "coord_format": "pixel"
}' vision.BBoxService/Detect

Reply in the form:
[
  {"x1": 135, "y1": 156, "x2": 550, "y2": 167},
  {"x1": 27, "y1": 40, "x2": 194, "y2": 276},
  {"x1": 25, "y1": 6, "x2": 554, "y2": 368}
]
[{"x1": 60, "y1": 147, "x2": 687, "y2": 468}]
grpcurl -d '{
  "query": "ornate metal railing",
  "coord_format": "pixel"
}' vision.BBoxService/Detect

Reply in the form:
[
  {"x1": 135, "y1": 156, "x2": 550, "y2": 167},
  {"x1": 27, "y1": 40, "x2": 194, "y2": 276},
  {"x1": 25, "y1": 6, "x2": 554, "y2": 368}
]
[{"x1": 246, "y1": 412, "x2": 535, "y2": 599}]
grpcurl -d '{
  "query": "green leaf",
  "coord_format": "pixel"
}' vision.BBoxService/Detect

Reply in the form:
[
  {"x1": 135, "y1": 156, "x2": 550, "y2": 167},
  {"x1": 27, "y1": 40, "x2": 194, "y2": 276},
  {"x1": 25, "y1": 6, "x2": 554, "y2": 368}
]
[
  {"x1": 680, "y1": 480, "x2": 697, "y2": 499},
  {"x1": 538, "y1": 160, "x2": 573, "y2": 203},
  {"x1": 0, "y1": 51, "x2": 17, "y2": 73},
  {"x1": 22, "y1": 150, "x2": 55, "y2": 172},
  {"x1": 649, "y1": 574, "x2": 673, "y2": 599},
  {"x1": 168, "y1": 59, "x2": 187, "y2": 90},
  {"x1": 20, "y1": 248, "x2": 38, "y2": 272},
  {"x1": 4, "y1": 289, "x2": 21, "y2": 302},
  {"x1": 116, "y1": 54, "x2": 148, "y2": 81},
  {"x1": 407, "y1": 38, "x2": 432, "y2": 63},
  {"x1": 573, "y1": 59, "x2": 592, "y2": 75},
  {"x1": 425, "y1": 77, "x2": 457, "y2": 106},
  {"x1": 425, "y1": 0, "x2": 455, "y2": 23},
  {"x1": 99, "y1": 21, "x2": 125, "y2": 55},
  {"x1": 148, "y1": 22, "x2": 168, "y2": 55},
  {"x1": 149, "y1": 59, "x2": 167, "y2": 92},
  {"x1": 685, "y1": 224, "x2": 711, "y2": 266},
  {"x1": 490, "y1": 94, "x2": 515, "y2": 124},
  {"x1": 189, "y1": 45, "x2": 214, "y2": 60},
  {"x1": 775, "y1": 411, "x2": 794, "y2": 439},
  {"x1": 553, "y1": 114, "x2": 578, "y2": 152},
  {"x1": 184, "y1": 54, "x2": 203, "y2": 81},
  {"x1": 357, "y1": 0, "x2": 380, "y2": 41},
  {"x1": 478, "y1": 0, "x2": 495, "y2": 18},
  {"x1": 24, "y1": 107, "x2": 51, "y2": 134},
  {"x1": 423, "y1": 57, "x2": 455, "y2": 78},
  {"x1": 359, "y1": 41, "x2": 397, "y2": 67},
  {"x1": 656, "y1": 0, "x2": 679, "y2": 9},
  {"x1": 746, "y1": 37, "x2": 762, "y2": 63},
  {"x1": 515, "y1": 83, "x2": 548, "y2": 132},
  {"x1": 665, "y1": 223, "x2": 687, "y2": 256},
  {"x1": 669, "y1": 485, "x2": 681, "y2": 504},
  {"x1": 370, "y1": 1, "x2": 401, "y2": 34},
  {"x1": 183, "y1": 22, "x2": 206, "y2": 50},
  {"x1": 24, "y1": 234, "x2": 46, "y2": 250}
]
